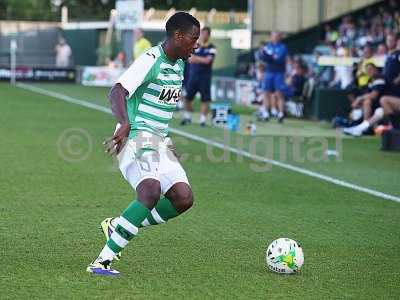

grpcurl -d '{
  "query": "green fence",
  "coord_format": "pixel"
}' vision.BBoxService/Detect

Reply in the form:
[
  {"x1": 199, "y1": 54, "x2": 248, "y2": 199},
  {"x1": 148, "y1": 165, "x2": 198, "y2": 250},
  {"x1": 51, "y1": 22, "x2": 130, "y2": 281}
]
[
  {"x1": 60, "y1": 27, "x2": 242, "y2": 76},
  {"x1": 63, "y1": 29, "x2": 99, "y2": 66}
]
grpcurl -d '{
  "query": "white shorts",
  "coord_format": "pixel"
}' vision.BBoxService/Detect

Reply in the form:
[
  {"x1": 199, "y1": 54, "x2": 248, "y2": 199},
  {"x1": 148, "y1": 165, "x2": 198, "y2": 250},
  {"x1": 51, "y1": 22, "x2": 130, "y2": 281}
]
[{"x1": 116, "y1": 130, "x2": 189, "y2": 195}]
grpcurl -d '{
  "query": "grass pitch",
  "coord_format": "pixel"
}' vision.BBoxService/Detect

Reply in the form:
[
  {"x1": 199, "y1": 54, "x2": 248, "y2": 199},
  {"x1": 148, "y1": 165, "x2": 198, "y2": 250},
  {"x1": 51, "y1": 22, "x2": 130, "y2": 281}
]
[{"x1": 1, "y1": 82, "x2": 399, "y2": 299}]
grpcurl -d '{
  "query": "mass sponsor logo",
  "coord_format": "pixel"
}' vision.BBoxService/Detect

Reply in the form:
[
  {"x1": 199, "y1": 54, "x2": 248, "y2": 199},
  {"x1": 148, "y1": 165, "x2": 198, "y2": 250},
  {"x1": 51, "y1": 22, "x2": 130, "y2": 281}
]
[{"x1": 158, "y1": 85, "x2": 181, "y2": 104}]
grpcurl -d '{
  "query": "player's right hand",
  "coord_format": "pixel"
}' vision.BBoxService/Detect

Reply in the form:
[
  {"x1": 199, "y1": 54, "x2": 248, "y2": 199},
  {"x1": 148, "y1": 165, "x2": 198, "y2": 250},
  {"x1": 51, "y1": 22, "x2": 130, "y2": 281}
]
[{"x1": 103, "y1": 123, "x2": 130, "y2": 156}]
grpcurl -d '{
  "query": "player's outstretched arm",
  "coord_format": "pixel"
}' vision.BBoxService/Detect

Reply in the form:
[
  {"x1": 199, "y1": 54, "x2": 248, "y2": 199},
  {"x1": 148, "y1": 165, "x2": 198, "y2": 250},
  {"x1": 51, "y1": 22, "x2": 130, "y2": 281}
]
[
  {"x1": 104, "y1": 83, "x2": 130, "y2": 155},
  {"x1": 105, "y1": 48, "x2": 156, "y2": 155},
  {"x1": 109, "y1": 83, "x2": 129, "y2": 124}
]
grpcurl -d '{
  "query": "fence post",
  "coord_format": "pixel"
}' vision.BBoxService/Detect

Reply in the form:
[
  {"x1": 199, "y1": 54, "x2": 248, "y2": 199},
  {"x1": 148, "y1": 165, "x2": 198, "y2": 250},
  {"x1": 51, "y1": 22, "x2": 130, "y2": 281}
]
[{"x1": 10, "y1": 39, "x2": 17, "y2": 84}]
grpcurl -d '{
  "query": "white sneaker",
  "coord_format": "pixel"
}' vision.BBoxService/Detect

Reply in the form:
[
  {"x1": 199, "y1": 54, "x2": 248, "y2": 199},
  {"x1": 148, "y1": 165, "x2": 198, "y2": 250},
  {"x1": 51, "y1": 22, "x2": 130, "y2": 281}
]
[
  {"x1": 87, "y1": 259, "x2": 120, "y2": 276},
  {"x1": 343, "y1": 126, "x2": 363, "y2": 137}
]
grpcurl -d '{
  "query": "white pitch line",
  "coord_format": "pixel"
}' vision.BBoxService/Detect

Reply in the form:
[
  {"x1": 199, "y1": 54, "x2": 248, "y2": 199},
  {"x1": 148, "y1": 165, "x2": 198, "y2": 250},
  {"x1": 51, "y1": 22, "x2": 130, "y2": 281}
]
[{"x1": 17, "y1": 82, "x2": 400, "y2": 203}]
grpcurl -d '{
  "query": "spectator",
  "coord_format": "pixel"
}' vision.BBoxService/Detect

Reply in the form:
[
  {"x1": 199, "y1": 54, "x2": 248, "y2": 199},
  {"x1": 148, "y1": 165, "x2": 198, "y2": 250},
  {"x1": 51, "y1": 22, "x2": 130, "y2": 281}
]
[
  {"x1": 259, "y1": 31, "x2": 288, "y2": 123},
  {"x1": 284, "y1": 61, "x2": 307, "y2": 98},
  {"x1": 324, "y1": 24, "x2": 339, "y2": 44},
  {"x1": 356, "y1": 44, "x2": 375, "y2": 88},
  {"x1": 55, "y1": 37, "x2": 72, "y2": 67},
  {"x1": 348, "y1": 63, "x2": 386, "y2": 124},
  {"x1": 133, "y1": 28, "x2": 152, "y2": 60},
  {"x1": 357, "y1": 18, "x2": 369, "y2": 41},
  {"x1": 344, "y1": 35, "x2": 400, "y2": 136},
  {"x1": 383, "y1": 11, "x2": 394, "y2": 29},
  {"x1": 109, "y1": 51, "x2": 125, "y2": 69},
  {"x1": 181, "y1": 27, "x2": 217, "y2": 127},
  {"x1": 286, "y1": 55, "x2": 296, "y2": 78},
  {"x1": 376, "y1": 43, "x2": 388, "y2": 59},
  {"x1": 254, "y1": 41, "x2": 266, "y2": 63},
  {"x1": 344, "y1": 93, "x2": 400, "y2": 136},
  {"x1": 383, "y1": 33, "x2": 400, "y2": 96},
  {"x1": 329, "y1": 47, "x2": 353, "y2": 89}
]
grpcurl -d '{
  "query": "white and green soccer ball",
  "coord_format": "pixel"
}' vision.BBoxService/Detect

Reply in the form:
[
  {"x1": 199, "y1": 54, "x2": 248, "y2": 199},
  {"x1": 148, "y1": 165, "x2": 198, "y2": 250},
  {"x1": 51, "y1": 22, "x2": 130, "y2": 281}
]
[{"x1": 266, "y1": 238, "x2": 304, "y2": 274}]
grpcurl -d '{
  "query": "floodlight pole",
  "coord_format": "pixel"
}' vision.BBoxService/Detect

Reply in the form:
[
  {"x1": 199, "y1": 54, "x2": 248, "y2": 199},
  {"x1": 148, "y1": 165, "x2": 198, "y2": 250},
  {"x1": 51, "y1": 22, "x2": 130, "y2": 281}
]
[
  {"x1": 115, "y1": 0, "x2": 143, "y2": 65},
  {"x1": 10, "y1": 39, "x2": 17, "y2": 85},
  {"x1": 61, "y1": 6, "x2": 68, "y2": 26},
  {"x1": 248, "y1": 0, "x2": 254, "y2": 48},
  {"x1": 122, "y1": 30, "x2": 134, "y2": 65}
]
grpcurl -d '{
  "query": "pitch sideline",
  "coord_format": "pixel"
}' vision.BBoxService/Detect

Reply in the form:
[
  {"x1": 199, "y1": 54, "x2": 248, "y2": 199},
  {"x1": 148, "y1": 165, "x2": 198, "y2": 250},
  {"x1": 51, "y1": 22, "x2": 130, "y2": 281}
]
[{"x1": 16, "y1": 82, "x2": 400, "y2": 203}]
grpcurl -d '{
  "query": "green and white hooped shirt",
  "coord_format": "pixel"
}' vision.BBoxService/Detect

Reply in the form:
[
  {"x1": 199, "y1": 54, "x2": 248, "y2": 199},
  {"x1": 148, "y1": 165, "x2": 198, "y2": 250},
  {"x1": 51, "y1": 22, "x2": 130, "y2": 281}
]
[{"x1": 117, "y1": 45, "x2": 184, "y2": 139}]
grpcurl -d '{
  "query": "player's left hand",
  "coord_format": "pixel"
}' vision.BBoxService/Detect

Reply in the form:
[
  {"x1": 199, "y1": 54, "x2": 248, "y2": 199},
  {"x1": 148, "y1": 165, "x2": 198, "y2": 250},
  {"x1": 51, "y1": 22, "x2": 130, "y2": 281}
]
[{"x1": 103, "y1": 123, "x2": 130, "y2": 156}]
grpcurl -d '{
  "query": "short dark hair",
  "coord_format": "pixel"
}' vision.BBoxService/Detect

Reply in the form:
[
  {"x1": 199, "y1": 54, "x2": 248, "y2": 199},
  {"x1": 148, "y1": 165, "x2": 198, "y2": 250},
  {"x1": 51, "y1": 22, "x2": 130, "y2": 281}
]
[
  {"x1": 165, "y1": 12, "x2": 200, "y2": 38},
  {"x1": 363, "y1": 43, "x2": 373, "y2": 49},
  {"x1": 202, "y1": 26, "x2": 211, "y2": 35}
]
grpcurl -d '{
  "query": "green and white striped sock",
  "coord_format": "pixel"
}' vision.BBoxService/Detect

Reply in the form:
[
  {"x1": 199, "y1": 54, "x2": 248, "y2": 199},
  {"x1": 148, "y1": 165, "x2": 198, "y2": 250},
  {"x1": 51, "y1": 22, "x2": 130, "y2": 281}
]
[
  {"x1": 98, "y1": 197, "x2": 179, "y2": 261},
  {"x1": 99, "y1": 200, "x2": 149, "y2": 260},
  {"x1": 140, "y1": 196, "x2": 179, "y2": 227}
]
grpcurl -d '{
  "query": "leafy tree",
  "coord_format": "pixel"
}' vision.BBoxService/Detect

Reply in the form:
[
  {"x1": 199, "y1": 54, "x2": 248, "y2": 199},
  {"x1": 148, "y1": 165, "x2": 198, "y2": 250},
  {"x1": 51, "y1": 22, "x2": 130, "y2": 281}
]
[{"x1": 0, "y1": 0, "x2": 246, "y2": 21}]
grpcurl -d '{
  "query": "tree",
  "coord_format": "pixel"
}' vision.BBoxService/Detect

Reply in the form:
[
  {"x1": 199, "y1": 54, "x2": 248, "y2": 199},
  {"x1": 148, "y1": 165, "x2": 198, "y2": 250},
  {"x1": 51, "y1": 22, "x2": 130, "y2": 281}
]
[{"x1": 0, "y1": 0, "x2": 247, "y2": 21}]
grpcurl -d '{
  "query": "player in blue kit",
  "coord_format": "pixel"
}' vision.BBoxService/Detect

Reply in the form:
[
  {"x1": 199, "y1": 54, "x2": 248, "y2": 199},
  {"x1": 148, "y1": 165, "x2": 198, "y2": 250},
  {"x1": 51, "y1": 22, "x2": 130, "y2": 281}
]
[
  {"x1": 181, "y1": 27, "x2": 217, "y2": 127},
  {"x1": 259, "y1": 31, "x2": 288, "y2": 123}
]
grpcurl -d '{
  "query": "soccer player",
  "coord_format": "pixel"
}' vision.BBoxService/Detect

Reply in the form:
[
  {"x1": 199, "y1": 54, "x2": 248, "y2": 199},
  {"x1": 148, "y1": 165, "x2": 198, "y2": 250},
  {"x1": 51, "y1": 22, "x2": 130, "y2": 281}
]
[
  {"x1": 181, "y1": 27, "x2": 217, "y2": 127},
  {"x1": 86, "y1": 12, "x2": 200, "y2": 276},
  {"x1": 259, "y1": 31, "x2": 288, "y2": 123}
]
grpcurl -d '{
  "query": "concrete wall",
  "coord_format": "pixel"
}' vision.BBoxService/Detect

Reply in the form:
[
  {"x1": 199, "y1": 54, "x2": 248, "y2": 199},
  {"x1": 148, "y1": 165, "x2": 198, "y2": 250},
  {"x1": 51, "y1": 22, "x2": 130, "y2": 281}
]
[{"x1": 251, "y1": 0, "x2": 381, "y2": 45}]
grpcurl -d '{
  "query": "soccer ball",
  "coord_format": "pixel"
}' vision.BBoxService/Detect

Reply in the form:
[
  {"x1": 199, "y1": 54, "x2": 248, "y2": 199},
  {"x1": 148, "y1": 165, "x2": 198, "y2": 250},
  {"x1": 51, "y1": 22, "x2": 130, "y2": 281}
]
[{"x1": 266, "y1": 238, "x2": 304, "y2": 274}]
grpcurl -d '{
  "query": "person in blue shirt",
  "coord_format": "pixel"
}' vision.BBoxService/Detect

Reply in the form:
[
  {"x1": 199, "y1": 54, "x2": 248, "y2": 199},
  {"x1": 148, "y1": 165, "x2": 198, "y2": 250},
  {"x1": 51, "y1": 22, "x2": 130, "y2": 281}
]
[
  {"x1": 181, "y1": 26, "x2": 217, "y2": 126},
  {"x1": 259, "y1": 31, "x2": 288, "y2": 123},
  {"x1": 383, "y1": 33, "x2": 400, "y2": 97}
]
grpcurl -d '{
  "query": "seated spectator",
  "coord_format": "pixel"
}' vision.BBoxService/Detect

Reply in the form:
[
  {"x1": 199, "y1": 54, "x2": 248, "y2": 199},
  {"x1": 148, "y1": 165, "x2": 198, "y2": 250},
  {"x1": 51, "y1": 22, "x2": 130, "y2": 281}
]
[
  {"x1": 383, "y1": 33, "x2": 400, "y2": 96},
  {"x1": 376, "y1": 43, "x2": 388, "y2": 59},
  {"x1": 380, "y1": 95, "x2": 400, "y2": 129},
  {"x1": 109, "y1": 51, "x2": 125, "y2": 69},
  {"x1": 324, "y1": 24, "x2": 339, "y2": 44},
  {"x1": 356, "y1": 44, "x2": 375, "y2": 88},
  {"x1": 348, "y1": 63, "x2": 385, "y2": 125},
  {"x1": 356, "y1": 18, "x2": 369, "y2": 44},
  {"x1": 343, "y1": 93, "x2": 400, "y2": 136},
  {"x1": 344, "y1": 36, "x2": 400, "y2": 137},
  {"x1": 347, "y1": 45, "x2": 375, "y2": 103},
  {"x1": 284, "y1": 61, "x2": 307, "y2": 98},
  {"x1": 329, "y1": 47, "x2": 353, "y2": 89},
  {"x1": 383, "y1": 11, "x2": 394, "y2": 30}
]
